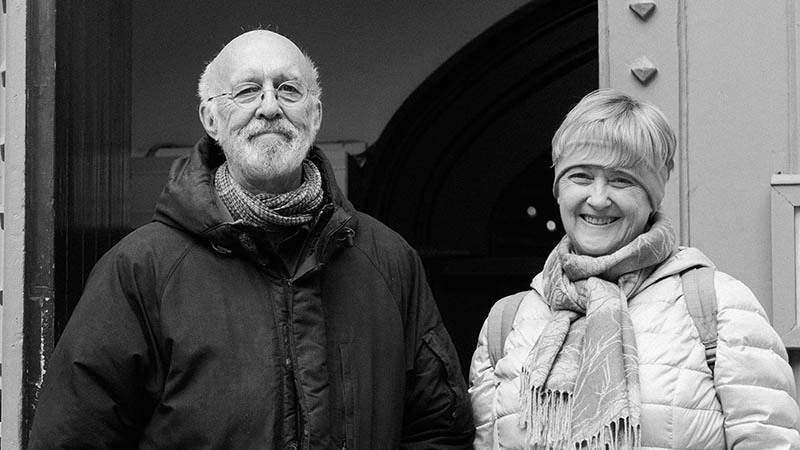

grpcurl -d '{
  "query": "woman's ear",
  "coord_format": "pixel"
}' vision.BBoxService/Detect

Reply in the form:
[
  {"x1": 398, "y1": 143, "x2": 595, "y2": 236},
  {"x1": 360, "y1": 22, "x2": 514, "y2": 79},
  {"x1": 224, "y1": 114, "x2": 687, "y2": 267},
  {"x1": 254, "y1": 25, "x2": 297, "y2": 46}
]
[{"x1": 199, "y1": 103, "x2": 219, "y2": 140}]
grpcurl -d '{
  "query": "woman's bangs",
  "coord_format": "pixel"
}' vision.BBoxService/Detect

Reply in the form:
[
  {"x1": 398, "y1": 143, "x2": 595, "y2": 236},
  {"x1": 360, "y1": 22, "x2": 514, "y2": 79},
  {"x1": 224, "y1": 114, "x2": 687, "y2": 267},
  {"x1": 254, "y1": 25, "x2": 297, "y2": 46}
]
[{"x1": 559, "y1": 120, "x2": 649, "y2": 170}]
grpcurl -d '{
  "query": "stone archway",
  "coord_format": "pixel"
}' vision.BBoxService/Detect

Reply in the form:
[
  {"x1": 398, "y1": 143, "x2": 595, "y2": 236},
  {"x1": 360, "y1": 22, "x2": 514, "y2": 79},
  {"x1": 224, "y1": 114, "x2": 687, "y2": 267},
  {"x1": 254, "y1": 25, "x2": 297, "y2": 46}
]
[{"x1": 352, "y1": 0, "x2": 598, "y2": 374}]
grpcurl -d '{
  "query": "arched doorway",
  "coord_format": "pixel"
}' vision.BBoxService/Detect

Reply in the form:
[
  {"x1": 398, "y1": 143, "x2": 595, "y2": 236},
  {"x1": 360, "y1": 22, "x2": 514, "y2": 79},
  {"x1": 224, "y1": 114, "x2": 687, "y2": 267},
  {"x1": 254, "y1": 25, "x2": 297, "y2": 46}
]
[{"x1": 351, "y1": 0, "x2": 598, "y2": 375}]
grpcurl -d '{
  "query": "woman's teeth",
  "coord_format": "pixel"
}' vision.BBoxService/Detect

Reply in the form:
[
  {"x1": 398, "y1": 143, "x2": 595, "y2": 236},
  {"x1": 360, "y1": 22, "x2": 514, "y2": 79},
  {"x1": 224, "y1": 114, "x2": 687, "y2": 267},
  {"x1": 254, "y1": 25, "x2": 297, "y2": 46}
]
[{"x1": 582, "y1": 215, "x2": 617, "y2": 225}]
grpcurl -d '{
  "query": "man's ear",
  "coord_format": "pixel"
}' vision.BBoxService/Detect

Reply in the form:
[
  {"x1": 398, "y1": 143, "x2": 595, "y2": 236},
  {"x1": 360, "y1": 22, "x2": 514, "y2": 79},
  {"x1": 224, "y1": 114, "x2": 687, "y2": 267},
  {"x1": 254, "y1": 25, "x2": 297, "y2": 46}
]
[
  {"x1": 312, "y1": 99, "x2": 323, "y2": 134},
  {"x1": 199, "y1": 103, "x2": 219, "y2": 140}
]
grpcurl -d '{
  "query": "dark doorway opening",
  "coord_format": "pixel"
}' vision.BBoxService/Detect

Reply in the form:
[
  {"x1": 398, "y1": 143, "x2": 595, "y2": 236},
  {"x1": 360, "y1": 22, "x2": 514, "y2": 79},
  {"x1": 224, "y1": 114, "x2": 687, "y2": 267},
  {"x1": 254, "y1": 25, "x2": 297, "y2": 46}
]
[{"x1": 352, "y1": 0, "x2": 599, "y2": 376}]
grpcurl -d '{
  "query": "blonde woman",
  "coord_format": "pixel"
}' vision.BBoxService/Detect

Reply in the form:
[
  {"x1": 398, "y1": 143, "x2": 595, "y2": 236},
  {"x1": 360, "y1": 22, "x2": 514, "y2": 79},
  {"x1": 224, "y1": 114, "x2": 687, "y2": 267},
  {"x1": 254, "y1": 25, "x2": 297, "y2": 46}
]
[{"x1": 469, "y1": 89, "x2": 800, "y2": 449}]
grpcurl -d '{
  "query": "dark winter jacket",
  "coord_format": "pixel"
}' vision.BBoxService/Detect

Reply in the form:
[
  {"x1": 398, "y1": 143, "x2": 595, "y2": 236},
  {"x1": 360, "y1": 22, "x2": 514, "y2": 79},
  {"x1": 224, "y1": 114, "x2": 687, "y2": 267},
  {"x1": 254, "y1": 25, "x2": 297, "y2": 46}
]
[{"x1": 28, "y1": 137, "x2": 474, "y2": 450}]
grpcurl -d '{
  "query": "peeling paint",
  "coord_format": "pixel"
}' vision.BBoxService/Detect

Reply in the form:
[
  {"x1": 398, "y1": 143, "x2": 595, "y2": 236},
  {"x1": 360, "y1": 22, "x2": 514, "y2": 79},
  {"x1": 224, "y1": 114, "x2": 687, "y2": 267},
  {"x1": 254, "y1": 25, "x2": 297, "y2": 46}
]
[{"x1": 36, "y1": 297, "x2": 52, "y2": 390}]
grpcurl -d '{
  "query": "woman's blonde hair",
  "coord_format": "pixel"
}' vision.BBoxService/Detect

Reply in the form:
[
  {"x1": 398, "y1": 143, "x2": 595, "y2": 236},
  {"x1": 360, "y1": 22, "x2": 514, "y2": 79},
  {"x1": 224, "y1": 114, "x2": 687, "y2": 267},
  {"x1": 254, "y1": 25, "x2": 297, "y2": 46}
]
[{"x1": 551, "y1": 89, "x2": 676, "y2": 176}]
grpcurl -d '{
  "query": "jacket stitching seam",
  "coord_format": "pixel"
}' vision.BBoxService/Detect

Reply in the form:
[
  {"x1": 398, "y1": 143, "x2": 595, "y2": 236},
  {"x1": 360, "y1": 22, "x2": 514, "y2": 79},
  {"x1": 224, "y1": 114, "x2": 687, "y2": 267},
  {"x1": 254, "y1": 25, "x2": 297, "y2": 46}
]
[
  {"x1": 156, "y1": 240, "x2": 202, "y2": 299},
  {"x1": 347, "y1": 244, "x2": 403, "y2": 314},
  {"x1": 639, "y1": 362, "x2": 711, "y2": 375},
  {"x1": 640, "y1": 402, "x2": 721, "y2": 412}
]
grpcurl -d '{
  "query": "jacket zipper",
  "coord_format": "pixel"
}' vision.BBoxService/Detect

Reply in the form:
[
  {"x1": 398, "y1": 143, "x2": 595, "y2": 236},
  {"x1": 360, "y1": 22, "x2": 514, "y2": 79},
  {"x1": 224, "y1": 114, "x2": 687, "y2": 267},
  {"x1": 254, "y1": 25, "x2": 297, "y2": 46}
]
[
  {"x1": 282, "y1": 213, "x2": 353, "y2": 448},
  {"x1": 283, "y1": 276, "x2": 311, "y2": 448}
]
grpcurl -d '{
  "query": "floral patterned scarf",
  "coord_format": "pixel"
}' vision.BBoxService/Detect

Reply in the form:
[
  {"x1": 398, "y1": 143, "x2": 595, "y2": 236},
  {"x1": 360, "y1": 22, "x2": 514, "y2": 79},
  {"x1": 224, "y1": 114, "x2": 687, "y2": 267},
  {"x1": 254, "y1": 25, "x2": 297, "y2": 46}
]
[{"x1": 519, "y1": 213, "x2": 676, "y2": 449}]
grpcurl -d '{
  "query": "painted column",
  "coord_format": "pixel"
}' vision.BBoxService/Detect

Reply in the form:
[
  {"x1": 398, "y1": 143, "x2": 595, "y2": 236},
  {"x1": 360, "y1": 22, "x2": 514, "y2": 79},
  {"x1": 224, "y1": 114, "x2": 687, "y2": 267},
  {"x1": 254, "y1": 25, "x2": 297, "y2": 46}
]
[
  {"x1": 599, "y1": 0, "x2": 800, "y2": 393},
  {"x1": 3, "y1": 0, "x2": 26, "y2": 448}
]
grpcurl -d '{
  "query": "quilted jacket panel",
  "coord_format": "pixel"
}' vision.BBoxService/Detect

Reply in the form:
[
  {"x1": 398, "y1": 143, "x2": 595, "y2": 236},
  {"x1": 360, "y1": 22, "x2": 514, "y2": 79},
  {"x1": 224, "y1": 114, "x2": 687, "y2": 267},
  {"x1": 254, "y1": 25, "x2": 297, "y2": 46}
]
[{"x1": 469, "y1": 247, "x2": 800, "y2": 450}]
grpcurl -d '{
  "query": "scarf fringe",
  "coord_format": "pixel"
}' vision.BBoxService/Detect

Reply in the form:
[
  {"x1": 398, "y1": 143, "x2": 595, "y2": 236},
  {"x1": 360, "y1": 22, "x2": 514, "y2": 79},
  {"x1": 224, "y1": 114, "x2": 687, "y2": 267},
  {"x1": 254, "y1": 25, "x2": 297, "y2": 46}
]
[
  {"x1": 519, "y1": 382, "x2": 640, "y2": 450},
  {"x1": 520, "y1": 385, "x2": 573, "y2": 448},
  {"x1": 581, "y1": 417, "x2": 640, "y2": 450}
]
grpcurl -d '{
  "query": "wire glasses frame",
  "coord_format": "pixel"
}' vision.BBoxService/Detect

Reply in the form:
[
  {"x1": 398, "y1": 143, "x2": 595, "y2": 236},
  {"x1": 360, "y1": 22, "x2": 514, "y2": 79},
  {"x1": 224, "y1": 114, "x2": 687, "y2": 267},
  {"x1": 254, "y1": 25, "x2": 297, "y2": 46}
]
[{"x1": 206, "y1": 79, "x2": 313, "y2": 108}]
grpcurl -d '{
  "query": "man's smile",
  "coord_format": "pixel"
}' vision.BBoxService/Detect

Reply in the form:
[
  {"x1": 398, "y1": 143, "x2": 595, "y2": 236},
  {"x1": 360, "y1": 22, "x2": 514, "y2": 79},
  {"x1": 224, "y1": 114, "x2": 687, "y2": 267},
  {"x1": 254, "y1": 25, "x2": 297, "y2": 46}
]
[{"x1": 249, "y1": 129, "x2": 289, "y2": 140}]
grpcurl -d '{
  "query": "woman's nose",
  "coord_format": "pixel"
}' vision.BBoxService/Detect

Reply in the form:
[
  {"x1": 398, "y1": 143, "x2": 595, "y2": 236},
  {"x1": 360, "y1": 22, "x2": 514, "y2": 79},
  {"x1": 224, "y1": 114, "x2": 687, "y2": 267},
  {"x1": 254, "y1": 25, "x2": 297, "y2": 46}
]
[{"x1": 586, "y1": 181, "x2": 611, "y2": 208}]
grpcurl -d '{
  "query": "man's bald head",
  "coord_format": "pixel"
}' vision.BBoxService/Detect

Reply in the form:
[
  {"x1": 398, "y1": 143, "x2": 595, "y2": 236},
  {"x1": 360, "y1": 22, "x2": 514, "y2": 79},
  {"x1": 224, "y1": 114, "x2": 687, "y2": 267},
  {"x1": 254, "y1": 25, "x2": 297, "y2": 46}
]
[{"x1": 197, "y1": 30, "x2": 320, "y2": 103}]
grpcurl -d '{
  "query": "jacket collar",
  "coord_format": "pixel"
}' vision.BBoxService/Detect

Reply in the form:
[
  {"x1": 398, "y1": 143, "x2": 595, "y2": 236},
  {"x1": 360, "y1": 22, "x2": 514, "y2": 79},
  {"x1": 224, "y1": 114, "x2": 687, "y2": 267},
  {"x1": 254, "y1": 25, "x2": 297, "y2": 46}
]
[
  {"x1": 529, "y1": 246, "x2": 715, "y2": 298},
  {"x1": 153, "y1": 135, "x2": 357, "y2": 263}
]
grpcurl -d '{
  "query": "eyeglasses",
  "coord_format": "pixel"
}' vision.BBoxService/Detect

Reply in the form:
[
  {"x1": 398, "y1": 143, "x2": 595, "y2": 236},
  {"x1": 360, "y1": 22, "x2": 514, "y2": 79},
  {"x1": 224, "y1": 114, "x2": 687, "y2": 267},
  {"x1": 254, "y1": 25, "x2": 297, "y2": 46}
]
[{"x1": 206, "y1": 80, "x2": 311, "y2": 108}]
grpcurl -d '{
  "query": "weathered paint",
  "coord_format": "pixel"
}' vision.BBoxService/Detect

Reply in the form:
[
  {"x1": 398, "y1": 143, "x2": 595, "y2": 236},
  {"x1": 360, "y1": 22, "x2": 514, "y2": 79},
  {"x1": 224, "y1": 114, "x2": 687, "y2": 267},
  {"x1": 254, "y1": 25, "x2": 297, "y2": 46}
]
[
  {"x1": 3, "y1": 1, "x2": 26, "y2": 448},
  {"x1": 20, "y1": 0, "x2": 57, "y2": 446},
  {"x1": 23, "y1": 289, "x2": 53, "y2": 444}
]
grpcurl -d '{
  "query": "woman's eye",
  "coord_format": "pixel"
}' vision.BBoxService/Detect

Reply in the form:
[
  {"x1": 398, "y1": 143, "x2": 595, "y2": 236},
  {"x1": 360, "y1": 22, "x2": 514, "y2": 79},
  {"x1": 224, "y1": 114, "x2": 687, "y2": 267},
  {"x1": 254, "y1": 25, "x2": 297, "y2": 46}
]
[
  {"x1": 610, "y1": 177, "x2": 634, "y2": 188},
  {"x1": 569, "y1": 173, "x2": 593, "y2": 184}
]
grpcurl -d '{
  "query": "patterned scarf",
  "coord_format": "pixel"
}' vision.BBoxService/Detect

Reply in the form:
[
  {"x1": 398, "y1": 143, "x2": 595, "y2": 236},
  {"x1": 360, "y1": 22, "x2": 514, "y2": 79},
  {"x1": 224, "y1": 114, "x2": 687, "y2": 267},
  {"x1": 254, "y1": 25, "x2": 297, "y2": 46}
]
[
  {"x1": 214, "y1": 160, "x2": 324, "y2": 229},
  {"x1": 519, "y1": 213, "x2": 676, "y2": 449}
]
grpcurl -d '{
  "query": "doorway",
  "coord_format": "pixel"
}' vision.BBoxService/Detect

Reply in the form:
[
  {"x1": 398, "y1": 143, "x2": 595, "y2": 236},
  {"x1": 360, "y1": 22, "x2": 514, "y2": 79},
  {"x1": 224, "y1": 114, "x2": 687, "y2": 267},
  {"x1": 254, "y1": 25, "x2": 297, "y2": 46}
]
[{"x1": 353, "y1": 0, "x2": 599, "y2": 375}]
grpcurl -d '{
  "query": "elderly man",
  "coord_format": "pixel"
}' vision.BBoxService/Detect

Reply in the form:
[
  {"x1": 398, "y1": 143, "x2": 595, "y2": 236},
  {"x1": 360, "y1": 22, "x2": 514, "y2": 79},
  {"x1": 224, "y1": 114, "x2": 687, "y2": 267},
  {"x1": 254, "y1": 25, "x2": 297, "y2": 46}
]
[{"x1": 29, "y1": 30, "x2": 474, "y2": 449}]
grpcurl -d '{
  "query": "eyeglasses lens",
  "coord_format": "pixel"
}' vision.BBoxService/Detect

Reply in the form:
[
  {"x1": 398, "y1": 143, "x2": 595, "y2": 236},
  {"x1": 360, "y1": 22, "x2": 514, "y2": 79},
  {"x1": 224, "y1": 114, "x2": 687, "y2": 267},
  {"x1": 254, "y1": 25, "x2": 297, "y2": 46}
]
[{"x1": 231, "y1": 81, "x2": 307, "y2": 107}]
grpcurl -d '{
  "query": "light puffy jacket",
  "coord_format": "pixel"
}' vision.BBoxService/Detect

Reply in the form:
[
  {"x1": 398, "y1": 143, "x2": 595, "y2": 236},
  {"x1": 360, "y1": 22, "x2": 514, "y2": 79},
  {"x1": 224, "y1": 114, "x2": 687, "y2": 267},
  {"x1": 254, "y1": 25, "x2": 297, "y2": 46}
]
[{"x1": 470, "y1": 247, "x2": 800, "y2": 449}]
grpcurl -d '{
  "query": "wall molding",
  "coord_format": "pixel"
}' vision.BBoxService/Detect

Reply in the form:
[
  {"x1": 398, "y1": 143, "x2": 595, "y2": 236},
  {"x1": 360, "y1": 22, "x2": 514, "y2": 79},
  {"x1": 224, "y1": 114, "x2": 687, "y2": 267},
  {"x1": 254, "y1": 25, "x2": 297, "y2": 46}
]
[{"x1": 771, "y1": 174, "x2": 800, "y2": 347}]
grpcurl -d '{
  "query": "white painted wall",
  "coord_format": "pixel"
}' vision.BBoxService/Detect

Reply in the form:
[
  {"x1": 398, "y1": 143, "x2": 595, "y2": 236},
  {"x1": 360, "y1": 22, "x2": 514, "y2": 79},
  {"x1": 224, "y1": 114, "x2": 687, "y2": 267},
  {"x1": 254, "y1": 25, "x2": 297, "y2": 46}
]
[
  {"x1": 601, "y1": 0, "x2": 798, "y2": 315},
  {"x1": 599, "y1": 0, "x2": 800, "y2": 388},
  {"x1": 3, "y1": 1, "x2": 26, "y2": 447}
]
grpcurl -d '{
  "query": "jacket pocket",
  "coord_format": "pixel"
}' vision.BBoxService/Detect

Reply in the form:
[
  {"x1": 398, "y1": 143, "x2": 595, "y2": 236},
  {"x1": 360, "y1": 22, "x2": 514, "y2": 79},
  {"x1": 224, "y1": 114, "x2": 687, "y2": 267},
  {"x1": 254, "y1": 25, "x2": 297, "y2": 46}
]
[{"x1": 421, "y1": 322, "x2": 472, "y2": 430}]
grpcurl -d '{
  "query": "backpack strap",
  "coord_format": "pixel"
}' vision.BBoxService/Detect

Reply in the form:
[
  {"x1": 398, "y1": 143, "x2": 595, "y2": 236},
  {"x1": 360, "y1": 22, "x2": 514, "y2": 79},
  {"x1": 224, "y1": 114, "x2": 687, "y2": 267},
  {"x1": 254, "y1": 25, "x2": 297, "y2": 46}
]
[
  {"x1": 681, "y1": 266, "x2": 718, "y2": 374},
  {"x1": 487, "y1": 291, "x2": 527, "y2": 368}
]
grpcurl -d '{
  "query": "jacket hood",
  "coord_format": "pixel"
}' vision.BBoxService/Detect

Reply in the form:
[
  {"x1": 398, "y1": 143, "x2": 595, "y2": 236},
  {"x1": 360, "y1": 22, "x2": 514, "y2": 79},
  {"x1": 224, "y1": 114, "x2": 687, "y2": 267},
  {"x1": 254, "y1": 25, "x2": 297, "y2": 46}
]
[
  {"x1": 530, "y1": 246, "x2": 715, "y2": 298},
  {"x1": 153, "y1": 136, "x2": 355, "y2": 244}
]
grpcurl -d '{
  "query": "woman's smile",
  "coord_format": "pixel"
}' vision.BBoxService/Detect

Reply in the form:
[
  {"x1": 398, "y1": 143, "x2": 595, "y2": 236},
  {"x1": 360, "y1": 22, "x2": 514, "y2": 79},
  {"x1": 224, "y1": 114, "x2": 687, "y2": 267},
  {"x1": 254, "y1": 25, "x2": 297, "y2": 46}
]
[{"x1": 580, "y1": 214, "x2": 619, "y2": 226}]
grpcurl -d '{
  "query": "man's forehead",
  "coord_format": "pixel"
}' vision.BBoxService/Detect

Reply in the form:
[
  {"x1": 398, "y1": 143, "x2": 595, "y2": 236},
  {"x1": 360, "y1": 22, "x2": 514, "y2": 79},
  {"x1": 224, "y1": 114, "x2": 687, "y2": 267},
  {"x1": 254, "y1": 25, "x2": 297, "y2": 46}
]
[
  {"x1": 225, "y1": 61, "x2": 305, "y2": 85},
  {"x1": 214, "y1": 31, "x2": 308, "y2": 84}
]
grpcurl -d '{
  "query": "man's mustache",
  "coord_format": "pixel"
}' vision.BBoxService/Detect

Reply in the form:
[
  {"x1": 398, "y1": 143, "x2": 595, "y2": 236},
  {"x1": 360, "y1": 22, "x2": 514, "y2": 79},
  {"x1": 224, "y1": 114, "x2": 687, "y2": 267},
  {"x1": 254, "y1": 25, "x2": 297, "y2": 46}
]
[{"x1": 243, "y1": 121, "x2": 297, "y2": 140}]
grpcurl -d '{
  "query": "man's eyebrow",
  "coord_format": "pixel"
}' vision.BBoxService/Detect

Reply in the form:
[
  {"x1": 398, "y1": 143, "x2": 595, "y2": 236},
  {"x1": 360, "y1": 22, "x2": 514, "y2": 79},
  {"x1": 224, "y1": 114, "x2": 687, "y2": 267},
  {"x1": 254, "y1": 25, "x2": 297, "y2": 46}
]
[
  {"x1": 228, "y1": 70, "x2": 260, "y2": 85},
  {"x1": 228, "y1": 66, "x2": 304, "y2": 85}
]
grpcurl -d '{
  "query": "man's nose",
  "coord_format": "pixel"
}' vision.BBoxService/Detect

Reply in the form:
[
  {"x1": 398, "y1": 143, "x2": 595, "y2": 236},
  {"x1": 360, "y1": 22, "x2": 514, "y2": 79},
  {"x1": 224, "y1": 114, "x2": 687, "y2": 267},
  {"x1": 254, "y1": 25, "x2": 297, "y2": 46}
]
[
  {"x1": 586, "y1": 181, "x2": 611, "y2": 208},
  {"x1": 254, "y1": 89, "x2": 282, "y2": 119}
]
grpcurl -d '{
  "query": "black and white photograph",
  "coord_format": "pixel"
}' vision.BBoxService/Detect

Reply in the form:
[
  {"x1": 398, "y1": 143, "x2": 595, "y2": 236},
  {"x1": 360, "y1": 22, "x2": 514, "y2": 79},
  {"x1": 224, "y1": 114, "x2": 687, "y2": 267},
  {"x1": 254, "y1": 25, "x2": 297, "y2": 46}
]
[{"x1": 3, "y1": 1, "x2": 800, "y2": 449}]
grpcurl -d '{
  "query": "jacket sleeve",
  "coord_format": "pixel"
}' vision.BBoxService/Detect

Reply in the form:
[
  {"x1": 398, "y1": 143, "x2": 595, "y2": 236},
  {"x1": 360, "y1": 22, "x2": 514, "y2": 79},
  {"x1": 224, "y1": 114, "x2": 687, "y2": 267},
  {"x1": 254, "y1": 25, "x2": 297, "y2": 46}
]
[
  {"x1": 28, "y1": 248, "x2": 158, "y2": 449},
  {"x1": 469, "y1": 318, "x2": 495, "y2": 449},
  {"x1": 713, "y1": 272, "x2": 800, "y2": 449},
  {"x1": 400, "y1": 250, "x2": 475, "y2": 450}
]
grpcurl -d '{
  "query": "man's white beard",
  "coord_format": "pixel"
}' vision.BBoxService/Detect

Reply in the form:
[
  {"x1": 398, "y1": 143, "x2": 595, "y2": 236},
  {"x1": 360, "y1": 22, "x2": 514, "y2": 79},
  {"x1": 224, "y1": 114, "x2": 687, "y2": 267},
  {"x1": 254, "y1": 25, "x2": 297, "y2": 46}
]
[{"x1": 219, "y1": 119, "x2": 315, "y2": 193}]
